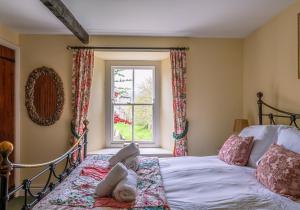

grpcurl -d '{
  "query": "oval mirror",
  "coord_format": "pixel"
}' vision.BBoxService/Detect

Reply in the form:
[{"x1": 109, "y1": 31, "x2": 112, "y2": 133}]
[{"x1": 25, "y1": 67, "x2": 64, "y2": 126}]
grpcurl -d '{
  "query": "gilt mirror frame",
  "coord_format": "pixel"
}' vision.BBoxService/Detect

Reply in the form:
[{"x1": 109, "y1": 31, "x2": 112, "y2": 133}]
[{"x1": 25, "y1": 66, "x2": 64, "y2": 126}]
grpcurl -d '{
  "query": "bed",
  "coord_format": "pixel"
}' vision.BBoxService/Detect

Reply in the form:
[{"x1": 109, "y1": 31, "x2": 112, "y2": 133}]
[
  {"x1": 1, "y1": 91, "x2": 300, "y2": 210},
  {"x1": 32, "y1": 155, "x2": 300, "y2": 210}
]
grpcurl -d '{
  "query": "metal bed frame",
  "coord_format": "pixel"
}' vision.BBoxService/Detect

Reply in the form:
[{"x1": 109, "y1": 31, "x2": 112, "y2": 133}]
[
  {"x1": 1, "y1": 91, "x2": 299, "y2": 210},
  {"x1": 0, "y1": 120, "x2": 89, "y2": 210},
  {"x1": 257, "y1": 92, "x2": 300, "y2": 128}
]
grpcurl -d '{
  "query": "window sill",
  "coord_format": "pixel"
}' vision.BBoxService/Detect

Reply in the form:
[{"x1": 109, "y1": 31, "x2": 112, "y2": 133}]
[{"x1": 89, "y1": 147, "x2": 173, "y2": 158}]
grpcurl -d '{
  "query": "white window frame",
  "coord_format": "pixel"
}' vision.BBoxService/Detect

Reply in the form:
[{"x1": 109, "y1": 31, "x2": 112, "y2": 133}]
[{"x1": 105, "y1": 61, "x2": 160, "y2": 148}]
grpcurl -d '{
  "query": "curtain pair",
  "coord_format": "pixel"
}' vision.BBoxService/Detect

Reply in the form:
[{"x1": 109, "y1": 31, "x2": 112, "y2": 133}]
[{"x1": 71, "y1": 49, "x2": 188, "y2": 159}]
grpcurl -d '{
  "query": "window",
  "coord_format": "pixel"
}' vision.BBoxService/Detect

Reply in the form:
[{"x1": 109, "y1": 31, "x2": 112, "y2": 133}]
[{"x1": 107, "y1": 65, "x2": 159, "y2": 147}]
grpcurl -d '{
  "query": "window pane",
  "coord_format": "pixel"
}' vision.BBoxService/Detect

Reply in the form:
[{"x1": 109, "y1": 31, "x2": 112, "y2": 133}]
[
  {"x1": 134, "y1": 69, "x2": 153, "y2": 104},
  {"x1": 134, "y1": 105, "x2": 153, "y2": 141},
  {"x1": 113, "y1": 105, "x2": 132, "y2": 141},
  {"x1": 113, "y1": 68, "x2": 133, "y2": 104}
]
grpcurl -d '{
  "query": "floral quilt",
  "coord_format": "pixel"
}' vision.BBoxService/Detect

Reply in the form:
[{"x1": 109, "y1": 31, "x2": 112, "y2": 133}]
[{"x1": 33, "y1": 155, "x2": 169, "y2": 210}]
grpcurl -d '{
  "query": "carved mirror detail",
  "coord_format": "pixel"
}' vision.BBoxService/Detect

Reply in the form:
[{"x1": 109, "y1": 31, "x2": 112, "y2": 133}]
[{"x1": 25, "y1": 66, "x2": 64, "y2": 126}]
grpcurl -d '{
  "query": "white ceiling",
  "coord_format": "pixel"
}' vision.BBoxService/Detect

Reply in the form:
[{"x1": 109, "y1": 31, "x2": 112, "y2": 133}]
[
  {"x1": 0, "y1": 0, "x2": 296, "y2": 38},
  {"x1": 95, "y1": 51, "x2": 170, "y2": 61}
]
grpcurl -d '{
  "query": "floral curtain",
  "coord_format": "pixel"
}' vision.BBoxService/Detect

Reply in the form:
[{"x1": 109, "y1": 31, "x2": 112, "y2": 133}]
[
  {"x1": 71, "y1": 49, "x2": 94, "y2": 160},
  {"x1": 171, "y1": 49, "x2": 188, "y2": 156}
]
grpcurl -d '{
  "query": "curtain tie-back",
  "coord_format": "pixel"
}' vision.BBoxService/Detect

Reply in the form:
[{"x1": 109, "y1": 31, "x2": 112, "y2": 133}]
[{"x1": 173, "y1": 121, "x2": 189, "y2": 141}]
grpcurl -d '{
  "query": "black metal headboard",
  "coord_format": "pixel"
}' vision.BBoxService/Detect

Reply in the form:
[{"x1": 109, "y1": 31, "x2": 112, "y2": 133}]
[{"x1": 257, "y1": 92, "x2": 300, "y2": 128}]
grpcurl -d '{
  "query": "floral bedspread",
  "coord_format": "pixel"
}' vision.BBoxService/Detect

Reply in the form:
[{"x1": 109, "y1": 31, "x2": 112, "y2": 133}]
[{"x1": 33, "y1": 155, "x2": 169, "y2": 210}]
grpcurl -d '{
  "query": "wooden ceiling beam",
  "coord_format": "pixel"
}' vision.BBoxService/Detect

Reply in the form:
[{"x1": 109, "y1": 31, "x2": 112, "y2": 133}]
[{"x1": 40, "y1": 0, "x2": 89, "y2": 44}]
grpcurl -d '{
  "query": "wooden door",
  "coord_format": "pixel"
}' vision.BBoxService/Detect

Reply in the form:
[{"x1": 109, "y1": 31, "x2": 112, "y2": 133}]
[{"x1": 0, "y1": 45, "x2": 15, "y2": 189}]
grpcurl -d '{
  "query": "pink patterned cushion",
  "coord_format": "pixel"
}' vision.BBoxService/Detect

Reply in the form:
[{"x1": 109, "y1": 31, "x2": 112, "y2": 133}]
[
  {"x1": 256, "y1": 144, "x2": 300, "y2": 199},
  {"x1": 218, "y1": 134, "x2": 254, "y2": 166}
]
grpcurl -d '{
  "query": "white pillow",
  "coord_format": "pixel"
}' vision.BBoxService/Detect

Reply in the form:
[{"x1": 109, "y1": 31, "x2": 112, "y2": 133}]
[
  {"x1": 239, "y1": 125, "x2": 282, "y2": 167},
  {"x1": 277, "y1": 127, "x2": 300, "y2": 154}
]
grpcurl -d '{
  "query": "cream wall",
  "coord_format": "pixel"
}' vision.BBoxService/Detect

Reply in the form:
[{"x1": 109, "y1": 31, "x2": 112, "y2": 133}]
[
  {"x1": 187, "y1": 39, "x2": 243, "y2": 155},
  {"x1": 20, "y1": 36, "x2": 76, "y2": 181},
  {"x1": 19, "y1": 35, "x2": 243, "y2": 180},
  {"x1": 243, "y1": 0, "x2": 300, "y2": 124},
  {"x1": 88, "y1": 56, "x2": 106, "y2": 151},
  {"x1": 0, "y1": 24, "x2": 19, "y2": 45},
  {"x1": 160, "y1": 58, "x2": 174, "y2": 151}
]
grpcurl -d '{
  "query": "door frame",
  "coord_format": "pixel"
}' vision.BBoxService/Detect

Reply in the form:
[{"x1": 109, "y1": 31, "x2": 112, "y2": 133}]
[{"x1": 0, "y1": 38, "x2": 20, "y2": 188}]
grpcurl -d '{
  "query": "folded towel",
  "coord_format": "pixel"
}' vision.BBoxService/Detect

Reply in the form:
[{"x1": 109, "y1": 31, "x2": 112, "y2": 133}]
[
  {"x1": 109, "y1": 143, "x2": 140, "y2": 167},
  {"x1": 95, "y1": 163, "x2": 128, "y2": 197},
  {"x1": 112, "y1": 169, "x2": 137, "y2": 202},
  {"x1": 122, "y1": 155, "x2": 139, "y2": 171}
]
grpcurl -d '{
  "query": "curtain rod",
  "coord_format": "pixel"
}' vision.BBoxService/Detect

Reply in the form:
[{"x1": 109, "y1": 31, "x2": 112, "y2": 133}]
[{"x1": 66, "y1": 46, "x2": 189, "y2": 51}]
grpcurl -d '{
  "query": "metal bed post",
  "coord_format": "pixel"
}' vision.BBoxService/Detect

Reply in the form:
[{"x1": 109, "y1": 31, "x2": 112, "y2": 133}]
[
  {"x1": 257, "y1": 92, "x2": 263, "y2": 125},
  {"x1": 0, "y1": 141, "x2": 14, "y2": 210},
  {"x1": 83, "y1": 120, "x2": 89, "y2": 159}
]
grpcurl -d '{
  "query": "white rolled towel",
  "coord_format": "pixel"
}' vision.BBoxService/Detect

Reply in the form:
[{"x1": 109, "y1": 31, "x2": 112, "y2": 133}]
[
  {"x1": 95, "y1": 163, "x2": 128, "y2": 197},
  {"x1": 112, "y1": 169, "x2": 137, "y2": 202},
  {"x1": 109, "y1": 143, "x2": 140, "y2": 167},
  {"x1": 122, "y1": 155, "x2": 139, "y2": 171}
]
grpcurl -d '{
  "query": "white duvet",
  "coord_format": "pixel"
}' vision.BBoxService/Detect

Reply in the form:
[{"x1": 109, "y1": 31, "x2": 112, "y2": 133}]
[
  {"x1": 33, "y1": 155, "x2": 300, "y2": 210},
  {"x1": 160, "y1": 156, "x2": 300, "y2": 210}
]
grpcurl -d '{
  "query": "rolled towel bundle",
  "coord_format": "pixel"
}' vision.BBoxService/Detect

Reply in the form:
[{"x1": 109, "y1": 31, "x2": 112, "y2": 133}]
[
  {"x1": 95, "y1": 163, "x2": 128, "y2": 197},
  {"x1": 122, "y1": 155, "x2": 139, "y2": 171},
  {"x1": 109, "y1": 143, "x2": 140, "y2": 167},
  {"x1": 112, "y1": 169, "x2": 137, "y2": 202}
]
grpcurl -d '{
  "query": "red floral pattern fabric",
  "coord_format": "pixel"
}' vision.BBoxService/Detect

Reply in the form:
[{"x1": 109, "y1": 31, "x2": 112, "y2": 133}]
[
  {"x1": 171, "y1": 50, "x2": 188, "y2": 156},
  {"x1": 256, "y1": 144, "x2": 300, "y2": 200},
  {"x1": 218, "y1": 135, "x2": 254, "y2": 166},
  {"x1": 71, "y1": 49, "x2": 94, "y2": 160},
  {"x1": 42, "y1": 155, "x2": 169, "y2": 209}
]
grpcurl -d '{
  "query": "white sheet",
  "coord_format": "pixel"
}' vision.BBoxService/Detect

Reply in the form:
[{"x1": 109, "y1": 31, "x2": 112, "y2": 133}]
[{"x1": 160, "y1": 156, "x2": 300, "y2": 210}]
